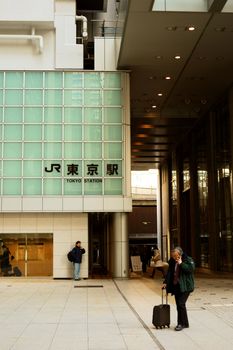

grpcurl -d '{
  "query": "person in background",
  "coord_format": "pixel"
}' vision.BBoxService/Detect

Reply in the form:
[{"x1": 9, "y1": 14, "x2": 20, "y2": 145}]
[
  {"x1": 151, "y1": 246, "x2": 168, "y2": 278},
  {"x1": 0, "y1": 243, "x2": 13, "y2": 276},
  {"x1": 162, "y1": 246, "x2": 195, "y2": 331},
  {"x1": 72, "y1": 241, "x2": 85, "y2": 281}
]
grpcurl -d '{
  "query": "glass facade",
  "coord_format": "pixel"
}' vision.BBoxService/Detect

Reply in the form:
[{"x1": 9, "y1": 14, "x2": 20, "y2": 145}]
[
  {"x1": 168, "y1": 99, "x2": 233, "y2": 272},
  {"x1": 0, "y1": 71, "x2": 125, "y2": 196}
]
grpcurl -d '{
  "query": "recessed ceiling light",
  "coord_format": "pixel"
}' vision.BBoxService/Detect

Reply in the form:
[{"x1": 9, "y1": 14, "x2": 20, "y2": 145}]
[
  {"x1": 187, "y1": 26, "x2": 195, "y2": 31},
  {"x1": 158, "y1": 93, "x2": 163, "y2": 97},
  {"x1": 152, "y1": 105, "x2": 157, "y2": 109},
  {"x1": 166, "y1": 26, "x2": 177, "y2": 31},
  {"x1": 174, "y1": 55, "x2": 181, "y2": 60},
  {"x1": 215, "y1": 27, "x2": 225, "y2": 32},
  {"x1": 141, "y1": 124, "x2": 154, "y2": 129},
  {"x1": 133, "y1": 142, "x2": 143, "y2": 146},
  {"x1": 155, "y1": 55, "x2": 163, "y2": 59},
  {"x1": 165, "y1": 76, "x2": 171, "y2": 80}
]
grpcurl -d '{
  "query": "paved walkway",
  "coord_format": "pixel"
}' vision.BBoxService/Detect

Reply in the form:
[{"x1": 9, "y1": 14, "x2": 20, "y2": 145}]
[{"x1": 0, "y1": 274, "x2": 232, "y2": 350}]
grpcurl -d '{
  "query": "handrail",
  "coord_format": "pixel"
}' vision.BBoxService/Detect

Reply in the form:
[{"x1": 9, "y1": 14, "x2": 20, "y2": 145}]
[{"x1": 0, "y1": 27, "x2": 43, "y2": 53}]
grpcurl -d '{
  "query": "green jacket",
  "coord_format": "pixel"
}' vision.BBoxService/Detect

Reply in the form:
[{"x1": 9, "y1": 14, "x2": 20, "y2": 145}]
[{"x1": 165, "y1": 254, "x2": 195, "y2": 294}]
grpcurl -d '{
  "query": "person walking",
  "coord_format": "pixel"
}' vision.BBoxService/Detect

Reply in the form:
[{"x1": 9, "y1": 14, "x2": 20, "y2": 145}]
[
  {"x1": 162, "y1": 246, "x2": 195, "y2": 331},
  {"x1": 72, "y1": 241, "x2": 85, "y2": 281}
]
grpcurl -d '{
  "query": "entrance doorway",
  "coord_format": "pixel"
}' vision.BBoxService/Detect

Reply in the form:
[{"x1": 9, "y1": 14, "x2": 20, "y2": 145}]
[
  {"x1": 88, "y1": 213, "x2": 109, "y2": 277},
  {"x1": 0, "y1": 233, "x2": 53, "y2": 277}
]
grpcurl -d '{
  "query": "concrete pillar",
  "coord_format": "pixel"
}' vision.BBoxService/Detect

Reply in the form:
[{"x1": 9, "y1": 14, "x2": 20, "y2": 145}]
[{"x1": 111, "y1": 212, "x2": 129, "y2": 278}]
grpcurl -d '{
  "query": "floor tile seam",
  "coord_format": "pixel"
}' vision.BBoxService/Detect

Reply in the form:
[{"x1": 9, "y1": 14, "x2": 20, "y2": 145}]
[
  {"x1": 48, "y1": 282, "x2": 78, "y2": 349},
  {"x1": 113, "y1": 279, "x2": 166, "y2": 350},
  {"x1": 203, "y1": 307, "x2": 233, "y2": 328},
  {"x1": 100, "y1": 279, "x2": 132, "y2": 350},
  {"x1": 8, "y1": 318, "x2": 34, "y2": 350}
]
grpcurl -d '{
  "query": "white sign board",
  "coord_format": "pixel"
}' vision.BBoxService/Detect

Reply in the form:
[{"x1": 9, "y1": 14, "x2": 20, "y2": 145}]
[{"x1": 131, "y1": 256, "x2": 142, "y2": 272}]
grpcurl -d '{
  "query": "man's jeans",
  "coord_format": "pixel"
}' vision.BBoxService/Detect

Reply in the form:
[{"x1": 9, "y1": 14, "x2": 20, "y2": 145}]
[{"x1": 74, "y1": 262, "x2": 81, "y2": 280}]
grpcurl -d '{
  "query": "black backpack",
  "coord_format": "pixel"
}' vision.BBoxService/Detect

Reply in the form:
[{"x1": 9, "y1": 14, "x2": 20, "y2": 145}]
[{"x1": 67, "y1": 250, "x2": 74, "y2": 262}]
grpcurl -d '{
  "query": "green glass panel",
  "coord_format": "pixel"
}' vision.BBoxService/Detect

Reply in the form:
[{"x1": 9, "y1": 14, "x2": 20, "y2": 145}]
[
  {"x1": 24, "y1": 107, "x2": 43, "y2": 123},
  {"x1": 24, "y1": 125, "x2": 42, "y2": 141},
  {"x1": 44, "y1": 125, "x2": 62, "y2": 141},
  {"x1": 5, "y1": 90, "x2": 23, "y2": 105},
  {"x1": 23, "y1": 160, "x2": 41, "y2": 177},
  {"x1": 104, "y1": 142, "x2": 122, "y2": 159},
  {"x1": 104, "y1": 178, "x2": 122, "y2": 195},
  {"x1": 84, "y1": 142, "x2": 102, "y2": 159},
  {"x1": 3, "y1": 179, "x2": 21, "y2": 195},
  {"x1": 104, "y1": 73, "x2": 121, "y2": 88},
  {"x1": 104, "y1": 91, "x2": 121, "y2": 106},
  {"x1": 24, "y1": 143, "x2": 42, "y2": 159},
  {"x1": 5, "y1": 72, "x2": 23, "y2": 88},
  {"x1": 3, "y1": 160, "x2": 21, "y2": 177},
  {"x1": 45, "y1": 72, "x2": 63, "y2": 88},
  {"x1": 44, "y1": 160, "x2": 62, "y2": 177},
  {"x1": 25, "y1": 90, "x2": 43, "y2": 105},
  {"x1": 25, "y1": 72, "x2": 43, "y2": 88},
  {"x1": 0, "y1": 90, "x2": 3, "y2": 105},
  {"x1": 64, "y1": 72, "x2": 82, "y2": 88},
  {"x1": 23, "y1": 179, "x2": 42, "y2": 195},
  {"x1": 44, "y1": 107, "x2": 62, "y2": 123},
  {"x1": 104, "y1": 107, "x2": 122, "y2": 123},
  {"x1": 0, "y1": 72, "x2": 3, "y2": 88},
  {"x1": 43, "y1": 178, "x2": 62, "y2": 195},
  {"x1": 4, "y1": 107, "x2": 23, "y2": 123},
  {"x1": 64, "y1": 143, "x2": 82, "y2": 158},
  {"x1": 84, "y1": 160, "x2": 102, "y2": 176},
  {"x1": 4, "y1": 125, "x2": 22, "y2": 140},
  {"x1": 84, "y1": 72, "x2": 101, "y2": 88},
  {"x1": 84, "y1": 180, "x2": 102, "y2": 195},
  {"x1": 0, "y1": 125, "x2": 1, "y2": 138},
  {"x1": 3, "y1": 143, "x2": 22, "y2": 158},
  {"x1": 64, "y1": 107, "x2": 82, "y2": 123},
  {"x1": 64, "y1": 125, "x2": 82, "y2": 141},
  {"x1": 84, "y1": 90, "x2": 101, "y2": 106},
  {"x1": 104, "y1": 125, "x2": 122, "y2": 141},
  {"x1": 84, "y1": 125, "x2": 102, "y2": 141},
  {"x1": 64, "y1": 179, "x2": 82, "y2": 195},
  {"x1": 104, "y1": 160, "x2": 122, "y2": 176},
  {"x1": 64, "y1": 160, "x2": 82, "y2": 176},
  {"x1": 64, "y1": 90, "x2": 82, "y2": 105},
  {"x1": 0, "y1": 107, "x2": 2, "y2": 121},
  {"x1": 45, "y1": 90, "x2": 62, "y2": 105},
  {"x1": 84, "y1": 108, "x2": 102, "y2": 123},
  {"x1": 44, "y1": 143, "x2": 62, "y2": 159}
]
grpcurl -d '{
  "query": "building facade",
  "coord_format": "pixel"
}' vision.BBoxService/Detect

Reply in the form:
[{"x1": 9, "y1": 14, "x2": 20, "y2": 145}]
[
  {"x1": 159, "y1": 96, "x2": 233, "y2": 272},
  {"x1": 0, "y1": 0, "x2": 132, "y2": 278}
]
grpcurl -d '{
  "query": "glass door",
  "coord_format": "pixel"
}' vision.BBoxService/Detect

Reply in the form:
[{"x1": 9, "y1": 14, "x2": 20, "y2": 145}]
[{"x1": 0, "y1": 233, "x2": 53, "y2": 277}]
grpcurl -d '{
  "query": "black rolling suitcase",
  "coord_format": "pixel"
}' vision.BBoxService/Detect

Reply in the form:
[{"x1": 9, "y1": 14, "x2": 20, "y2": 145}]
[{"x1": 152, "y1": 289, "x2": 170, "y2": 328}]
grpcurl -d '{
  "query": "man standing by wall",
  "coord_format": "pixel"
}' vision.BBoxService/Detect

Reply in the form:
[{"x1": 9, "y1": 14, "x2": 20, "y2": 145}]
[{"x1": 72, "y1": 241, "x2": 85, "y2": 281}]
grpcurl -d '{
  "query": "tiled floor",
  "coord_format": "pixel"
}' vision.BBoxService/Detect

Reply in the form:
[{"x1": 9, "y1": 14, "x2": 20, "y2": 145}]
[{"x1": 0, "y1": 275, "x2": 232, "y2": 350}]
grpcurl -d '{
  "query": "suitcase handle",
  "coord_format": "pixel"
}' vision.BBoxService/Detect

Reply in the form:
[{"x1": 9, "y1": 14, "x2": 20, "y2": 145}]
[{"x1": 162, "y1": 288, "x2": 168, "y2": 305}]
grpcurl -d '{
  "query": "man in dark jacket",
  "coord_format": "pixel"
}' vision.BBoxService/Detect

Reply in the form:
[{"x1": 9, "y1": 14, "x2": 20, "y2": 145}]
[
  {"x1": 72, "y1": 241, "x2": 85, "y2": 280},
  {"x1": 162, "y1": 246, "x2": 195, "y2": 331}
]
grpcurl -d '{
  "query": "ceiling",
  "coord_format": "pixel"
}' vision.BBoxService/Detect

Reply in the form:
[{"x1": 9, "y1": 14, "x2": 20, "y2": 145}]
[{"x1": 117, "y1": 0, "x2": 233, "y2": 170}]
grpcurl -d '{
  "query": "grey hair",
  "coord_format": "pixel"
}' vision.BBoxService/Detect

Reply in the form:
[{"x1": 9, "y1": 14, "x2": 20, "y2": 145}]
[{"x1": 172, "y1": 246, "x2": 183, "y2": 255}]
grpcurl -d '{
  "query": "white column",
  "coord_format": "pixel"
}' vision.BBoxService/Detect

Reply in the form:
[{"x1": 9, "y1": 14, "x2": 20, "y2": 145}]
[{"x1": 112, "y1": 212, "x2": 129, "y2": 278}]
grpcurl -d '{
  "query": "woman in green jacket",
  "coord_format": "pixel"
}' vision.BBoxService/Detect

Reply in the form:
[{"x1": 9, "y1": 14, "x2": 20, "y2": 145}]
[{"x1": 162, "y1": 246, "x2": 195, "y2": 331}]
